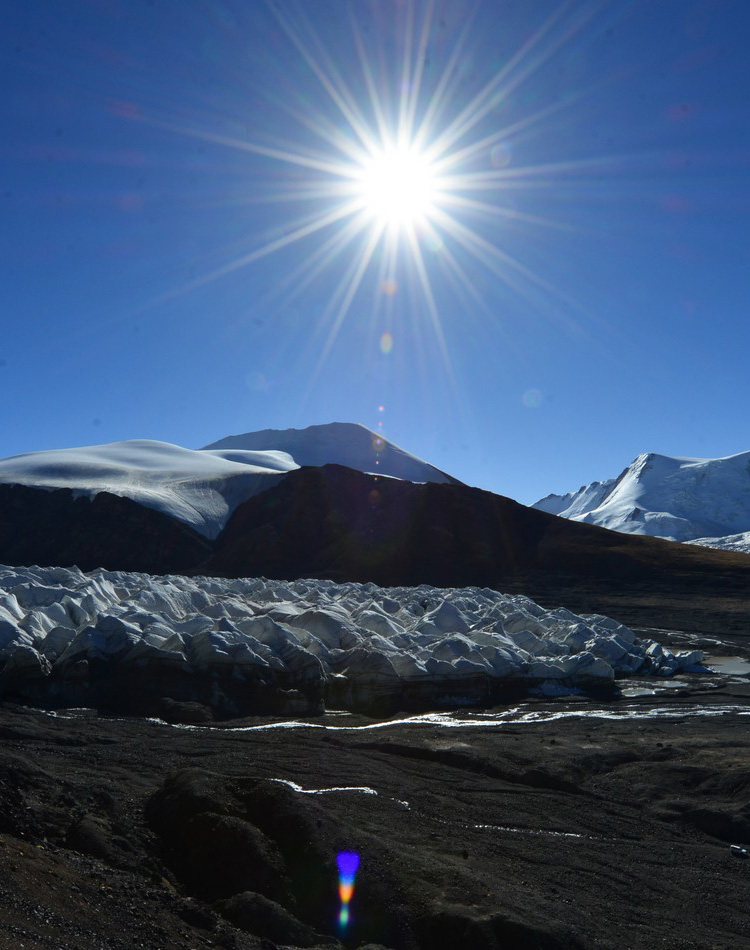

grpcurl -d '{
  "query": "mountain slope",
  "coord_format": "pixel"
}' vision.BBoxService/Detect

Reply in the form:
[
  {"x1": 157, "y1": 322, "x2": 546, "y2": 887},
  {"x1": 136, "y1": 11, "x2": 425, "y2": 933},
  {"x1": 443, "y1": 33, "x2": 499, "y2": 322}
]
[
  {"x1": 203, "y1": 464, "x2": 750, "y2": 634},
  {"x1": 0, "y1": 483, "x2": 212, "y2": 574},
  {"x1": 533, "y1": 450, "x2": 750, "y2": 548}
]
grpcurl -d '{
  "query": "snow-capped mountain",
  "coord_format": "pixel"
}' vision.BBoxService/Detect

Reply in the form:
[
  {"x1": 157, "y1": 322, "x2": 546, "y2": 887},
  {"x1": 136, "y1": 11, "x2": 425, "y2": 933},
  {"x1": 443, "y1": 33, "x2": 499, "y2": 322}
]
[
  {"x1": 0, "y1": 423, "x2": 457, "y2": 540},
  {"x1": 690, "y1": 530, "x2": 750, "y2": 554},
  {"x1": 533, "y1": 450, "x2": 750, "y2": 552}
]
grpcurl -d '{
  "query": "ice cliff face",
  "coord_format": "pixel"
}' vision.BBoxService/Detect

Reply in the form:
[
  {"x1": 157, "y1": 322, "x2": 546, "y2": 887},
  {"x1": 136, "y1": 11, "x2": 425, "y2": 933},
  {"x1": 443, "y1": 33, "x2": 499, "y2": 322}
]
[
  {"x1": 533, "y1": 451, "x2": 750, "y2": 552},
  {"x1": 0, "y1": 564, "x2": 703, "y2": 719}
]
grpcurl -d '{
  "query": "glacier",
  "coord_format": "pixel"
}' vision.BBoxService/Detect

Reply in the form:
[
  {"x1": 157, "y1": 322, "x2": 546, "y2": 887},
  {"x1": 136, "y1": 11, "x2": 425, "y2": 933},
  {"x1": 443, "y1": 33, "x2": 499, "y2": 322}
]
[{"x1": 0, "y1": 564, "x2": 704, "y2": 719}]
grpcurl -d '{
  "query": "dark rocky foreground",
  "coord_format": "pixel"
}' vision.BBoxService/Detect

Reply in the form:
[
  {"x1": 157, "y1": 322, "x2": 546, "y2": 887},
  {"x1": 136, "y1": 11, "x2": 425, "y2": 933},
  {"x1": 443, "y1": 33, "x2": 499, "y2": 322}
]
[{"x1": 2, "y1": 627, "x2": 750, "y2": 950}]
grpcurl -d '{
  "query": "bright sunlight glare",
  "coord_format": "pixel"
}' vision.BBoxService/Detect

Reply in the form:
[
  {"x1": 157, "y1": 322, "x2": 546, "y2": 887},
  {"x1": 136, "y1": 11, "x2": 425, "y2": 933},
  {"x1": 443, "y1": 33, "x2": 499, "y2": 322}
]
[{"x1": 356, "y1": 145, "x2": 440, "y2": 229}]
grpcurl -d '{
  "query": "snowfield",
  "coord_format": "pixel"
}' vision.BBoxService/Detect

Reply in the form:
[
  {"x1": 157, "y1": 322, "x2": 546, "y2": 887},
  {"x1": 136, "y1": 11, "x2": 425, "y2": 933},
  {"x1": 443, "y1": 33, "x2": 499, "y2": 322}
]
[
  {"x1": 690, "y1": 530, "x2": 750, "y2": 555},
  {"x1": 0, "y1": 564, "x2": 704, "y2": 717},
  {"x1": 202, "y1": 421, "x2": 458, "y2": 485}
]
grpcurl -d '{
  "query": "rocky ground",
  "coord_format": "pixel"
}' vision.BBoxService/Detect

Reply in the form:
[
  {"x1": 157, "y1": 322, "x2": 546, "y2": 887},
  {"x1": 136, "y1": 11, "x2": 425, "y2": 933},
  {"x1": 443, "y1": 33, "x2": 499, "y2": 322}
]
[{"x1": 1, "y1": 626, "x2": 750, "y2": 950}]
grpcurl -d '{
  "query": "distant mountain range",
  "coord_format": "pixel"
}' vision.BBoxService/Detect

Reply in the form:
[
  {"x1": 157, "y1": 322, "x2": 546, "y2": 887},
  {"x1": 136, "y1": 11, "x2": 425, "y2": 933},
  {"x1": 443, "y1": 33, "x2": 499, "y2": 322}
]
[
  {"x1": 2, "y1": 424, "x2": 750, "y2": 636},
  {"x1": 533, "y1": 451, "x2": 750, "y2": 555}
]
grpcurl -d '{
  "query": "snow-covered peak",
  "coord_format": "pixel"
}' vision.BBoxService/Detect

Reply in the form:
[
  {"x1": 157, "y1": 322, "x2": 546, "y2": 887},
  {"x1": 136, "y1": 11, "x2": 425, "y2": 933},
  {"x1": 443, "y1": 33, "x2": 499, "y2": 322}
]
[
  {"x1": 533, "y1": 478, "x2": 618, "y2": 519},
  {"x1": 202, "y1": 422, "x2": 459, "y2": 485},
  {"x1": 533, "y1": 450, "x2": 750, "y2": 544}
]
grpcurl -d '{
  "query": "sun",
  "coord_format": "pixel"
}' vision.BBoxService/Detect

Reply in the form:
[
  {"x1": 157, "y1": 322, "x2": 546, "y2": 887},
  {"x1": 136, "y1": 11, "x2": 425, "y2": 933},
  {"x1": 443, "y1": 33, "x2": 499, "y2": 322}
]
[{"x1": 355, "y1": 143, "x2": 440, "y2": 230}]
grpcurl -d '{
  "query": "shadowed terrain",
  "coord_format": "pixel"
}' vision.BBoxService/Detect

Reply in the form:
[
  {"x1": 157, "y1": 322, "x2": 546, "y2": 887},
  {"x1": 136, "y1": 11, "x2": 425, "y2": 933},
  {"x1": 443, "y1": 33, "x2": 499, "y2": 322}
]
[
  {"x1": 2, "y1": 468, "x2": 750, "y2": 946},
  {"x1": 1, "y1": 671, "x2": 750, "y2": 949}
]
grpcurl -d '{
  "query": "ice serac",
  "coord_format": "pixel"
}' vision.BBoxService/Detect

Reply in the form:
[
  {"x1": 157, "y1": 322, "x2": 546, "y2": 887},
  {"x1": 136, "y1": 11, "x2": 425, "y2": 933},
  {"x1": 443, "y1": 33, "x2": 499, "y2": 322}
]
[
  {"x1": 533, "y1": 450, "x2": 750, "y2": 550},
  {"x1": 202, "y1": 422, "x2": 461, "y2": 486},
  {"x1": 0, "y1": 564, "x2": 704, "y2": 720}
]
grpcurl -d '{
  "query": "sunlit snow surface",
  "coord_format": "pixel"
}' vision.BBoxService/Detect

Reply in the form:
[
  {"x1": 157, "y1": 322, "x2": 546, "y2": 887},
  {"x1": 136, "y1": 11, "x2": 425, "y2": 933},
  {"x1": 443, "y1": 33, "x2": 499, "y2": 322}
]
[
  {"x1": 202, "y1": 422, "x2": 456, "y2": 485},
  {"x1": 0, "y1": 564, "x2": 704, "y2": 702},
  {"x1": 691, "y1": 530, "x2": 750, "y2": 555}
]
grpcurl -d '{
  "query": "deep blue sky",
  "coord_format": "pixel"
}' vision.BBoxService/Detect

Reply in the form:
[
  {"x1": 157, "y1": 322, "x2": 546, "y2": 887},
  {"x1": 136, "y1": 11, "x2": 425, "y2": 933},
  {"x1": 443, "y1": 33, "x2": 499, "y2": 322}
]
[{"x1": 3, "y1": 0, "x2": 750, "y2": 504}]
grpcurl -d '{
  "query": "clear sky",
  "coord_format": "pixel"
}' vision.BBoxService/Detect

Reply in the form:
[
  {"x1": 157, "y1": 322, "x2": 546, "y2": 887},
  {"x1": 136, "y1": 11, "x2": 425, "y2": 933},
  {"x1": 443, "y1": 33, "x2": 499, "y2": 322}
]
[{"x1": 3, "y1": 0, "x2": 750, "y2": 505}]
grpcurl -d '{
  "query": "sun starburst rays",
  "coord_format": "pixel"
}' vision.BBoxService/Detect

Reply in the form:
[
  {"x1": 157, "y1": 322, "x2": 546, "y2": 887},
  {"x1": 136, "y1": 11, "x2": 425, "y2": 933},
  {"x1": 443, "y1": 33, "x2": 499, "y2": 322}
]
[{"x1": 139, "y1": 1, "x2": 605, "y2": 371}]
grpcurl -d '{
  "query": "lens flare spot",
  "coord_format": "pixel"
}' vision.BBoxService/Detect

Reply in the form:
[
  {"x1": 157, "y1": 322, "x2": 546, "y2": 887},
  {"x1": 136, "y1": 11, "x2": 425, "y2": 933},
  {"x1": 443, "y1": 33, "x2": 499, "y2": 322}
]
[
  {"x1": 522, "y1": 388, "x2": 542, "y2": 409},
  {"x1": 425, "y1": 232, "x2": 443, "y2": 253},
  {"x1": 372, "y1": 435, "x2": 386, "y2": 454},
  {"x1": 337, "y1": 850, "x2": 360, "y2": 879},
  {"x1": 339, "y1": 882, "x2": 355, "y2": 903},
  {"x1": 380, "y1": 332, "x2": 393, "y2": 354},
  {"x1": 246, "y1": 371, "x2": 270, "y2": 392},
  {"x1": 368, "y1": 489, "x2": 381, "y2": 507},
  {"x1": 108, "y1": 99, "x2": 141, "y2": 120},
  {"x1": 490, "y1": 142, "x2": 512, "y2": 168},
  {"x1": 336, "y1": 852, "x2": 359, "y2": 931},
  {"x1": 380, "y1": 278, "x2": 398, "y2": 296},
  {"x1": 116, "y1": 193, "x2": 143, "y2": 213},
  {"x1": 660, "y1": 193, "x2": 691, "y2": 214},
  {"x1": 667, "y1": 102, "x2": 695, "y2": 122}
]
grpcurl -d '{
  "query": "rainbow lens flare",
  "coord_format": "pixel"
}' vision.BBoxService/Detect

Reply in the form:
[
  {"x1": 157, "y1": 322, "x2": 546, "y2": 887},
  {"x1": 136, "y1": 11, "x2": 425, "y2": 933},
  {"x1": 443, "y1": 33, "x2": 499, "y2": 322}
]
[{"x1": 336, "y1": 851, "x2": 360, "y2": 930}]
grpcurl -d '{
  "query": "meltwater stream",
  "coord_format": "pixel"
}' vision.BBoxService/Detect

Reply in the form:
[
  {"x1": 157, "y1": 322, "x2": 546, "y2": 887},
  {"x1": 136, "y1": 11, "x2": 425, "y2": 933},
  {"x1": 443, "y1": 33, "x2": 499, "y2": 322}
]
[{"x1": 134, "y1": 700, "x2": 750, "y2": 734}]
